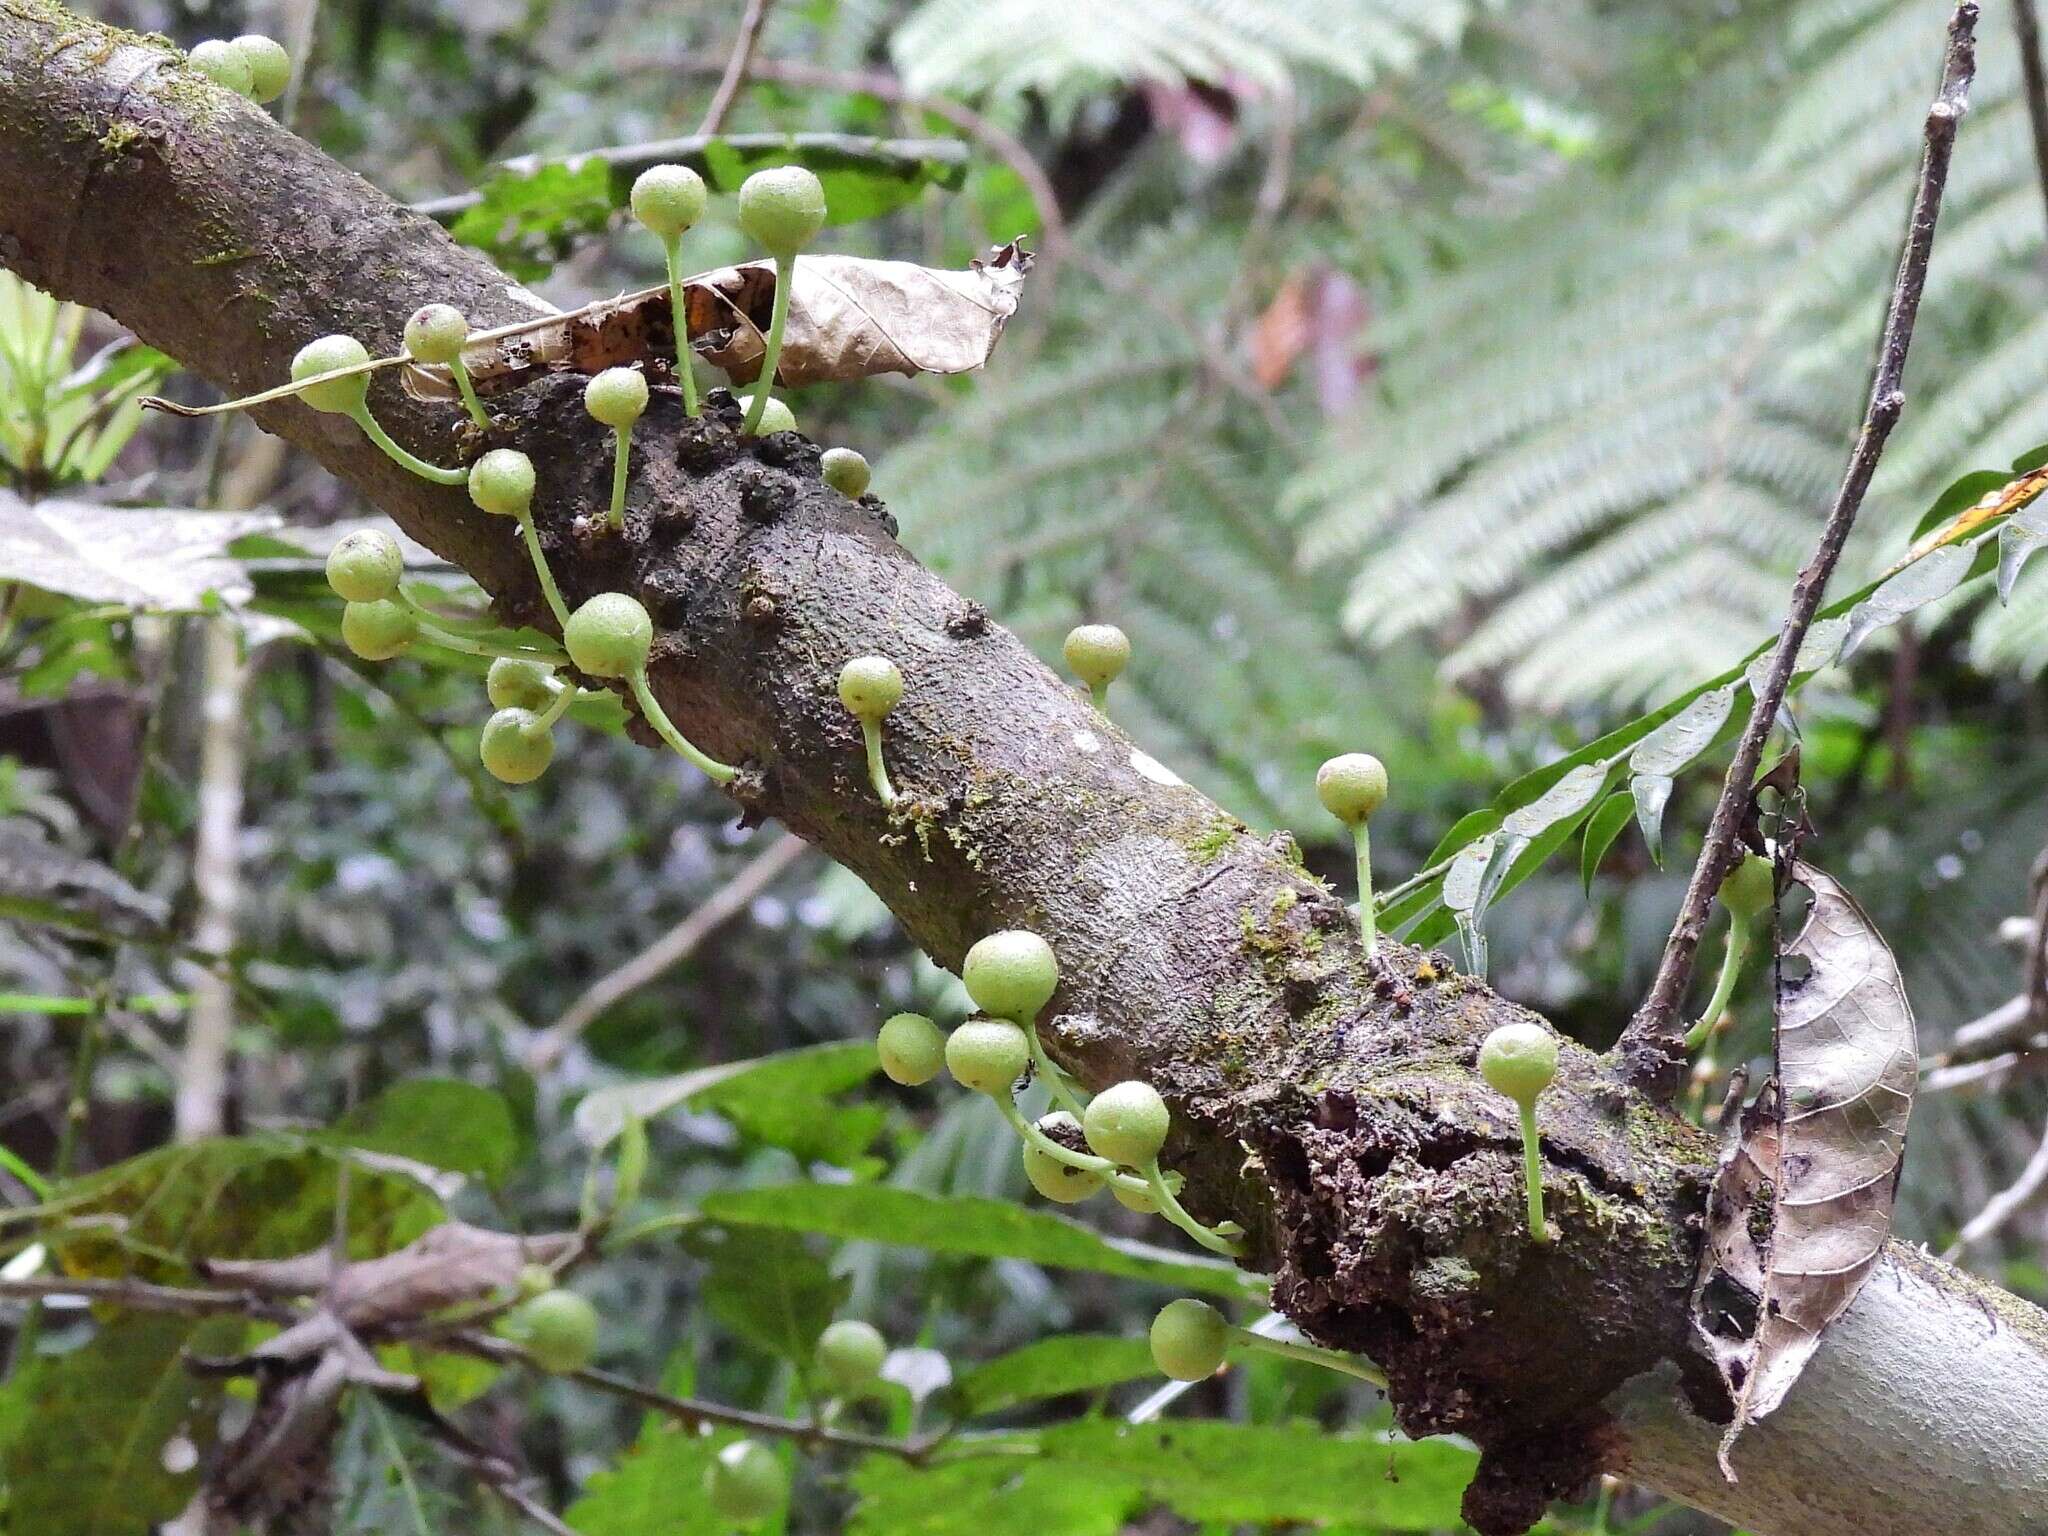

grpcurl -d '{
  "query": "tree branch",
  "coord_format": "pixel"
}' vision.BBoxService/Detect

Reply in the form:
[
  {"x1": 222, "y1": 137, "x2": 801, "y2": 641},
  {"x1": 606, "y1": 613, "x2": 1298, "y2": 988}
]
[
  {"x1": 1619, "y1": 1, "x2": 1979, "y2": 1096},
  {"x1": 2015, "y1": 0, "x2": 2048, "y2": 235},
  {"x1": 695, "y1": 0, "x2": 775, "y2": 138},
  {"x1": 4, "y1": 5, "x2": 2045, "y2": 1532}
]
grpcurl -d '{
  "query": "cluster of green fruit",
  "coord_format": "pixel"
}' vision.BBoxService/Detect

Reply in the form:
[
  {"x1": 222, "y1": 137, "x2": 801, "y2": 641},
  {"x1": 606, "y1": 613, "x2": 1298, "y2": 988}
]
[{"x1": 186, "y1": 34, "x2": 292, "y2": 103}]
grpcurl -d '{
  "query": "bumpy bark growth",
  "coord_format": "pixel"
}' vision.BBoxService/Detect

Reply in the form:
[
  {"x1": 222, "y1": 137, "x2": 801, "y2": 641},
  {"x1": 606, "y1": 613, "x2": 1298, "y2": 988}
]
[{"x1": 3, "y1": 4, "x2": 2046, "y2": 1531}]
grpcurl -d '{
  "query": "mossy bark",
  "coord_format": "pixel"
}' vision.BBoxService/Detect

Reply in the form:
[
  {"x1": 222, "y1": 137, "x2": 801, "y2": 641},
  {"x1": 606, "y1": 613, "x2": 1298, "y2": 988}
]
[{"x1": 3, "y1": 5, "x2": 2046, "y2": 1531}]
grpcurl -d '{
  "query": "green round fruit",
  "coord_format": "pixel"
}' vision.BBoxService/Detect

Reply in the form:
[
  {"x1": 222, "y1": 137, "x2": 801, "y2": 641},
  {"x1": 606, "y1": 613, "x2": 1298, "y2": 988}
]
[
  {"x1": 468, "y1": 448, "x2": 536, "y2": 518},
  {"x1": 705, "y1": 1439, "x2": 785, "y2": 1524},
  {"x1": 232, "y1": 34, "x2": 291, "y2": 102},
  {"x1": 876, "y1": 1012, "x2": 945, "y2": 1086},
  {"x1": 1316, "y1": 753, "x2": 1388, "y2": 825},
  {"x1": 1112, "y1": 1180, "x2": 1160, "y2": 1214},
  {"x1": 506, "y1": 1289, "x2": 598, "y2": 1374},
  {"x1": 737, "y1": 165, "x2": 827, "y2": 255},
  {"x1": 738, "y1": 394, "x2": 797, "y2": 435},
  {"x1": 944, "y1": 1017, "x2": 1030, "y2": 1096},
  {"x1": 1478, "y1": 1022, "x2": 1558, "y2": 1108},
  {"x1": 516, "y1": 1263, "x2": 555, "y2": 1300},
  {"x1": 1023, "y1": 1113, "x2": 1105, "y2": 1204},
  {"x1": 584, "y1": 367, "x2": 649, "y2": 429},
  {"x1": 190, "y1": 38, "x2": 254, "y2": 96},
  {"x1": 837, "y1": 656, "x2": 903, "y2": 720},
  {"x1": 820, "y1": 447, "x2": 871, "y2": 498},
  {"x1": 1150, "y1": 1298, "x2": 1231, "y2": 1382},
  {"x1": 291, "y1": 335, "x2": 371, "y2": 415},
  {"x1": 1719, "y1": 853, "x2": 1775, "y2": 924},
  {"x1": 487, "y1": 656, "x2": 557, "y2": 711},
  {"x1": 480, "y1": 708, "x2": 555, "y2": 784},
  {"x1": 814, "y1": 1318, "x2": 887, "y2": 1397},
  {"x1": 1062, "y1": 624, "x2": 1130, "y2": 689},
  {"x1": 630, "y1": 163, "x2": 707, "y2": 239},
  {"x1": 960, "y1": 930, "x2": 1058, "y2": 1024},
  {"x1": 404, "y1": 303, "x2": 469, "y2": 366},
  {"x1": 325, "y1": 528, "x2": 402, "y2": 603},
  {"x1": 1082, "y1": 1080, "x2": 1170, "y2": 1168},
  {"x1": 564, "y1": 592, "x2": 653, "y2": 679},
  {"x1": 340, "y1": 598, "x2": 417, "y2": 660}
]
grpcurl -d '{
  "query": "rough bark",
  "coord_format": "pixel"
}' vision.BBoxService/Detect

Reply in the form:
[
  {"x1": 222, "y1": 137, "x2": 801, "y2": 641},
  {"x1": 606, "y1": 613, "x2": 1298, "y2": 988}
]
[{"x1": 4, "y1": 4, "x2": 2046, "y2": 1532}]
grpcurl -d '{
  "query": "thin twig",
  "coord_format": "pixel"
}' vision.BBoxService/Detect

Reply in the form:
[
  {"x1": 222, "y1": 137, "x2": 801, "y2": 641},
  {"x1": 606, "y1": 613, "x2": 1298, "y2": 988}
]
[
  {"x1": 695, "y1": 0, "x2": 775, "y2": 137},
  {"x1": 410, "y1": 132, "x2": 969, "y2": 222},
  {"x1": 1945, "y1": 1112, "x2": 2048, "y2": 1257},
  {"x1": 1617, "y1": 1, "x2": 1980, "y2": 1096},
  {"x1": 2015, "y1": 0, "x2": 2048, "y2": 235},
  {"x1": 524, "y1": 832, "x2": 807, "y2": 1070},
  {"x1": 0, "y1": 1274, "x2": 293, "y2": 1321}
]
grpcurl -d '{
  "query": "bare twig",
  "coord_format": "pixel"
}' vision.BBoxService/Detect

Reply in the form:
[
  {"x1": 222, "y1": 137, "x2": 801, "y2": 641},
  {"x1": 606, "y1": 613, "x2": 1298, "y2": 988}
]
[
  {"x1": 1946, "y1": 1112, "x2": 2048, "y2": 1257},
  {"x1": 2015, "y1": 0, "x2": 2048, "y2": 234},
  {"x1": 696, "y1": 0, "x2": 775, "y2": 137},
  {"x1": 0, "y1": 1273, "x2": 292, "y2": 1321},
  {"x1": 524, "y1": 832, "x2": 807, "y2": 1071},
  {"x1": 1618, "y1": 2, "x2": 1980, "y2": 1096},
  {"x1": 410, "y1": 132, "x2": 969, "y2": 222}
]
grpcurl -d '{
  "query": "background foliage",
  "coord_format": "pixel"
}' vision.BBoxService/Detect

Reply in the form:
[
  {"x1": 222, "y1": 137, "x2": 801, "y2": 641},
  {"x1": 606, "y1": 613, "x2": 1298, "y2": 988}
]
[{"x1": 4, "y1": 0, "x2": 2048, "y2": 1532}]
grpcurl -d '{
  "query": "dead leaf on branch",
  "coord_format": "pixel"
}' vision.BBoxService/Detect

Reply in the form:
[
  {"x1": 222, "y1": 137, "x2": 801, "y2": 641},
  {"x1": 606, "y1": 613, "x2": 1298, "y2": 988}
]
[
  {"x1": 1691, "y1": 858, "x2": 1916, "y2": 1478},
  {"x1": 402, "y1": 241, "x2": 1032, "y2": 400}
]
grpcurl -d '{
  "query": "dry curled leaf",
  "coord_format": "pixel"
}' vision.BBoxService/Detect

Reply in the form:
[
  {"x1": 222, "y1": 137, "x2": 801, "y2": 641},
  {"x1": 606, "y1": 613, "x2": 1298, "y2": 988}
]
[
  {"x1": 1692, "y1": 858, "x2": 1916, "y2": 1478},
  {"x1": 403, "y1": 241, "x2": 1031, "y2": 400}
]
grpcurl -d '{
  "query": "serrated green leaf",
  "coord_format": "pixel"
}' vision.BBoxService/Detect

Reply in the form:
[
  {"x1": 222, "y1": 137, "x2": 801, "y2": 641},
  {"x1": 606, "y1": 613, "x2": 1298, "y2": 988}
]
[
  {"x1": 954, "y1": 1334, "x2": 1158, "y2": 1416},
  {"x1": 567, "y1": 1423, "x2": 758, "y2": 1536},
  {"x1": 1031, "y1": 1419, "x2": 1475, "y2": 1527},
  {"x1": 699, "y1": 1185, "x2": 1251, "y2": 1297},
  {"x1": 688, "y1": 1222, "x2": 848, "y2": 1367},
  {"x1": 1581, "y1": 790, "x2": 1636, "y2": 892},
  {"x1": 331, "y1": 1078, "x2": 518, "y2": 1185},
  {"x1": 849, "y1": 1452, "x2": 1133, "y2": 1536}
]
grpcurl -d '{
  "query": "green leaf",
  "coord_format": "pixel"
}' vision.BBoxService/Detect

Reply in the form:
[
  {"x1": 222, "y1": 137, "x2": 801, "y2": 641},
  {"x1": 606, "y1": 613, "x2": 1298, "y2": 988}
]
[
  {"x1": 1581, "y1": 790, "x2": 1636, "y2": 893},
  {"x1": 954, "y1": 1334, "x2": 1159, "y2": 1417},
  {"x1": 1420, "y1": 807, "x2": 1501, "y2": 869},
  {"x1": 1502, "y1": 762, "x2": 1609, "y2": 838},
  {"x1": 1030, "y1": 1419, "x2": 1475, "y2": 1528},
  {"x1": 450, "y1": 160, "x2": 616, "y2": 283},
  {"x1": 1628, "y1": 685, "x2": 1736, "y2": 777},
  {"x1": 1911, "y1": 468, "x2": 2013, "y2": 542},
  {"x1": 0, "y1": 489, "x2": 276, "y2": 609},
  {"x1": 568, "y1": 1424, "x2": 761, "y2": 1536},
  {"x1": 331, "y1": 1078, "x2": 519, "y2": 1185},
  {"x1": 699, "y1": 1185, "x2": 1252, "y2": 1298},
  {"x1": 0, "y1": 1313, "x2": 243, "y2": 1536},
  {"x1": 687, "y1": 1222, "x2": 849, "y2": 1367},
  {"x1": 1998, "y1": 504, "x2": 2048, "y2": 603},
  {"x1": 575, "y1": 1041, "x2": 881, "y2": 1167},
  {"x1": 1632, "y1": 773, "x2": 1675, "y2": 866},
  {"x1": 849, "y1": 1453, "x2": 1134, "y2": 1536},
  {"x1": 696, "y1": 134, "x2": 969, "y2": 224},
  {"x1": 1838, "y1": 543, "x2": 1972, "y2": 659}
]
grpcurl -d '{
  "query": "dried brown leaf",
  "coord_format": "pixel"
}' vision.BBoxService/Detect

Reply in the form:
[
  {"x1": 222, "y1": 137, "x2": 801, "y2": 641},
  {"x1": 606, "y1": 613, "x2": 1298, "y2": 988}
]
[
  {"x1": 1692, "y1": 859, "x2": 1916, "y2": 1478},
  {"x1": 403, "y1": 242, "x2": 1031, "y2": 401}
]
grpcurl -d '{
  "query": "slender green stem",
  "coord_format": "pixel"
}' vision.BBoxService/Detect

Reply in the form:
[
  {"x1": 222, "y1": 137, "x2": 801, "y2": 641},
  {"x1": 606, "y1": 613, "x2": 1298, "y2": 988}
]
[
  {"x1": 535, "y1": 682, "x2": 578, "y2": 730},
  {"x1": 992, "y1": 1094, "x2": 1141, "y2": 1191},
  {"x1": 1228, "y1": 1326, "x2": 1387, "y2": 1388},
  {"x1": 512, "y1": 509, "x2": 571, "y2": 630},
  {"x1": 1374, "y1": 853, "x2": 1453, "y2": 912},
  {"x1": 348, "y1": 405, "x2": 465, "y2": 485},
  {"x1": 1519, "y1": 1102, "x2": 1548, "y2": 1243},
  {"x1": 1683, "y1": 920, "x2": 1751, "y2": 1053},
  {"x1": 664, "y1": 241, "x2": 698, "y2": 417},
  {"x1": 1354, "y1": 824, "x2": 1377, "y2": 957},
  {"x1": 742, "y1": 253, "x2": 796, "y2": 435},
  {"x1": 1089, "y1": 682, "x2": 1108, "y2": 712},
  {"x1": 449, "y1": 358, "x2": 491, "y2": 429},
  {"x1": 860, "y1": 720, "x2": 897, "y2": 805},
  {"x1": 1025, "y1": 1026, "x2": 1089, "y2": 1121},
  {"x1": 414, "y1": 618, "x2": 557, "y2": 663},
  {"x1": 1142, "y1": 1160, "x2": 1245, "y2": 1258},
  {"x1": 608, "y1": 425, "x2": 631, "y2": 532},
  {"x1": 628, "y1": 669, "x2": 737, "y2": 783}
]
